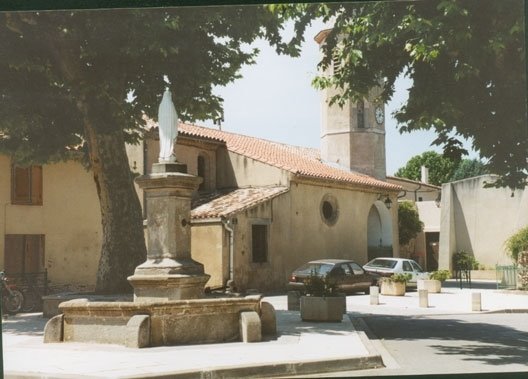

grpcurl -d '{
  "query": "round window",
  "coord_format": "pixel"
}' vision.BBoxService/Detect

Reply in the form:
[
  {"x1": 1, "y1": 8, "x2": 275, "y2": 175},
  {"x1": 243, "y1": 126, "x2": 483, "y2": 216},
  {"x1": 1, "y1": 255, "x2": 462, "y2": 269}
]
[{"x1": 320, "y1": 194, "x2": 338, "y2": 225}]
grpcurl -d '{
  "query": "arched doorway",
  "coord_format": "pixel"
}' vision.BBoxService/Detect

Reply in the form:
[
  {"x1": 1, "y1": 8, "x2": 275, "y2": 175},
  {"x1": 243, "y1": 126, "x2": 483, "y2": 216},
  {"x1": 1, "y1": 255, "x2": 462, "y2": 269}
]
[{"x1": 367, "y1": 201, "x2": 393, "y2": 261}]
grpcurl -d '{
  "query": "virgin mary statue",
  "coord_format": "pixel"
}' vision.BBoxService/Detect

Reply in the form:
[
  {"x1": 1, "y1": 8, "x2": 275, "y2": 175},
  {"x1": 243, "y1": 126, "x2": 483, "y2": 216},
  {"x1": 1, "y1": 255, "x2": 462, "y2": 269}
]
[{"x1": 158, "y1": 89, "x2": 178, "y2": 163}]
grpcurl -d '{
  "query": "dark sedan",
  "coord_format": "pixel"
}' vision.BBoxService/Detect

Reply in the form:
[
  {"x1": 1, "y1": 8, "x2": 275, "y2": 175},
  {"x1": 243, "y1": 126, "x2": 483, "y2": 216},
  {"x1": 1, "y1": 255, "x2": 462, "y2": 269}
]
[{"x1": 287, "y1": 259, "x2": 379, "y2": 295}]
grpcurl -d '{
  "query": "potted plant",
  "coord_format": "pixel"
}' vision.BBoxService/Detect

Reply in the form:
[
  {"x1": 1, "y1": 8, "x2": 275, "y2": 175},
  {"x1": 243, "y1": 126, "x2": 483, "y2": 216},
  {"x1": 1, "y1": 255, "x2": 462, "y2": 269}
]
[
  {"x1": 379, "y1": 273, "x2": 411, "y2": 296},
  {"x1": 300, "y1": 271, "x2": 345, "y2": 322},
  {"x1": 418, "y1": 270, "x2": 451, "y2": 293}
]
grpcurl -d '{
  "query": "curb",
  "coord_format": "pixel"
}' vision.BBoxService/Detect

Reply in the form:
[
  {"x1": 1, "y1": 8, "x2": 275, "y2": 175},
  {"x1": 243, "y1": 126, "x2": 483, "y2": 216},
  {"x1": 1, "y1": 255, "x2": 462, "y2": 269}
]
[
  {"x1": 118, "y1": 355, "x2": 385, "y2": 379},
  {"x1": 7, "y1": 354, "x2": 384, "y2": 379}
]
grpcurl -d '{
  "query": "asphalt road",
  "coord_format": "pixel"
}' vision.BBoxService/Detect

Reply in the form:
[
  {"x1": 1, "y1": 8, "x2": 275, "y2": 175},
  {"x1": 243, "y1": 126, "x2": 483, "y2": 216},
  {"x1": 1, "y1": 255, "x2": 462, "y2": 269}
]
[{"x1": 302, "y1": 313, "x2": 528, "y2": 378}]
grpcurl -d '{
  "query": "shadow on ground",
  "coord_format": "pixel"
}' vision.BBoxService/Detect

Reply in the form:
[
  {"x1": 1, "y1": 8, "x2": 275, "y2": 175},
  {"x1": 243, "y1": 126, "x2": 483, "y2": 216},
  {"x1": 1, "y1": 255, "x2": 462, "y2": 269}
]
[
  {"x1": 361, "y1": 314, "x2": 528, "y2": 367},
  {"x1": 275, "y1": 309, "x2": 354, "y2": 337},
  {"x1": 2, "y1": 313, "x2": 47, "y2": 336}
]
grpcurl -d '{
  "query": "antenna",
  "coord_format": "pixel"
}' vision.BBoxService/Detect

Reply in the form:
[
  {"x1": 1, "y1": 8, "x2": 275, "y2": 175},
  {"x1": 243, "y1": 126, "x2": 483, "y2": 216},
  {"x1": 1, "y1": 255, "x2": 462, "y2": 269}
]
[{"x1": 214, "y1": 114, "x2": 224, "y2": 131}]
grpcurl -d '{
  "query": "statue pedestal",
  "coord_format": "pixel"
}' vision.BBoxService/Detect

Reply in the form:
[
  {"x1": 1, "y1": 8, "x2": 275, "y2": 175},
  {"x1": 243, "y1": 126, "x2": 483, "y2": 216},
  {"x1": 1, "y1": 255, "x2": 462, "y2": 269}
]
[{"x1": 128, "y1": 162, "x2": 210, "y2": 302}]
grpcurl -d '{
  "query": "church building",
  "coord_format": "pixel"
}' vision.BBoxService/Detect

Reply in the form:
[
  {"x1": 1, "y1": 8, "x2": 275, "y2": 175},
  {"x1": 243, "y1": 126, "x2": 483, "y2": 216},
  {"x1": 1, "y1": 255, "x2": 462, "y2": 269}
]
[{"x1": 0, "y1": 30, "x2": 402, "y2": 293}]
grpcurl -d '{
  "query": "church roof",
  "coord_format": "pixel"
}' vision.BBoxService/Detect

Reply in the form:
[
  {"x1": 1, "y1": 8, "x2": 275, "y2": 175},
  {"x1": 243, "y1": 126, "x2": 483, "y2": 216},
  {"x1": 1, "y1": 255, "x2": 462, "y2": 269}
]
[
  {"x1": 191, "y1": 186, "x2": 289, "y2": 220},
  {"x1": 179, "y1": 123, "x2": 401, "y2": 192}
]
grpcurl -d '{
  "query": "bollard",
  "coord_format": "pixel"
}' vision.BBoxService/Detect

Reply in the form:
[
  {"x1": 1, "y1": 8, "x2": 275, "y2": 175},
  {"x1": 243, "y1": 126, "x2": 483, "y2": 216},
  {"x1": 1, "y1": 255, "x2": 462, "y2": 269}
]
[
  {"x1": 419, "y1": 289, "x2": 429, "y2": 308},
  {"x1": 471, "y1": 292, "x2": 481, "y2": 311},
  {"x1": 370, "y1": 286, "x2": 379, "y2": 305},
  {"x1": 287, "y1": 291, "x2": 301, "y2": 311}
]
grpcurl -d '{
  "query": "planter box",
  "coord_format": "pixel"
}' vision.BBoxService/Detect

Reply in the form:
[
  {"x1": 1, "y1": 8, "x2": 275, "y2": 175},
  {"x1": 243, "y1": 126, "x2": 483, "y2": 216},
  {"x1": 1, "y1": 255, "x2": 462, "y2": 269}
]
[
  {"x1": 300, "y1": 295, "x2": 345, "y2": 322},
  {"x1": 380, "y1": 281, "x2": 406, "y2": 296},
  {"x1": 417, "y1": 279, "x2": 442, "y2": 293}
]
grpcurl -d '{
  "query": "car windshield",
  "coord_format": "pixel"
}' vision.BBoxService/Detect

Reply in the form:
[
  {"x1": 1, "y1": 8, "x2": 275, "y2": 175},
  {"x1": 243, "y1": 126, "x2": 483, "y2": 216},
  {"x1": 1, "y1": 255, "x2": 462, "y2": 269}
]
[
  {"x1": 294, "y1": 263, "x2": 334, "y2": 276},
  {"x1": 366, "y1": 259, "x2": 397, "y2": 269},
  {"x1": 411, "y1": 261, "x2": 424, "y2": 272}
]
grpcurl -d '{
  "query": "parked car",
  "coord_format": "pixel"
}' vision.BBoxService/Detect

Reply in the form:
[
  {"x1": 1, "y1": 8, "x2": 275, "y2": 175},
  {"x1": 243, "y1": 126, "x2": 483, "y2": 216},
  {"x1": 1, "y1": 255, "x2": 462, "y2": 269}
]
[
  {"x1": 288, "y1": 259, "x2": 379, "y2": 295},
  {"x1": 363, "y1": 257, "x2": 428, "y2": 287}
]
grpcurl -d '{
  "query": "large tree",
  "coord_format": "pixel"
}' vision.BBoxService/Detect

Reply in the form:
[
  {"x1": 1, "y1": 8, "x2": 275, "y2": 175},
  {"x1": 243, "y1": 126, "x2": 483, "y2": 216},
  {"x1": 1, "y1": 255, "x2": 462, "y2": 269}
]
[
  {"x1": 274, "y1": 0, "x2": 527, "y2": 190},
  {"x1": 0, "y1": 7, "x2": 292, "y2": 293},
  {"x1": 395, "y1": 151, "x2": 457, "y2": 185}
]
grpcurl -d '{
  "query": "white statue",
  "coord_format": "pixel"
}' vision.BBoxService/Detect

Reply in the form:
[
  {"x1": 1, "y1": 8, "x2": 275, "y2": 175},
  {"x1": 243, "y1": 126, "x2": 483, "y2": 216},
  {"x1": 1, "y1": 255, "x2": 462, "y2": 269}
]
[{"x1": 158, "y1": 88, "x2": 178, "y2": 163}]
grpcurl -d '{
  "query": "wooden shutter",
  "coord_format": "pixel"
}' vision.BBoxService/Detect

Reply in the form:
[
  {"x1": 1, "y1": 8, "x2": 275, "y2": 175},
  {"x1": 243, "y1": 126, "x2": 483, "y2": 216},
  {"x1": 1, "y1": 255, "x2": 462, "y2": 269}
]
[
  {"x1": 25, "y1": 235, "x2": 45, "y2": 273},
  {"x1": 4, "y1": 234, "x2": 45, "y2": 274},
  {"x1": 31, "y1": 165, "x2": 43, "y2": 205},
  {"x1": 11, "y1": 165, "x2": 42, "y2": 205},
  {"x1": 11, "y1": 166, "x2": 31, "y2": 204},
  {"x1": 4, "y1": 235, "x2": 25, "y2": 274}
]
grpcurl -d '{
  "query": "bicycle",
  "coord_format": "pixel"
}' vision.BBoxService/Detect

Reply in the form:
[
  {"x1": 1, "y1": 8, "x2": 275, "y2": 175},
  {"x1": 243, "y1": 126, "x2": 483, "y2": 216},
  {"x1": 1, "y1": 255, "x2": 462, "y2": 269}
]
[
  {"x1": 1, "y1": 271, "x2": 24, "y2": 315},
  {"x1": 21, "y1": 275, "x2": 42, "y2": 312}
]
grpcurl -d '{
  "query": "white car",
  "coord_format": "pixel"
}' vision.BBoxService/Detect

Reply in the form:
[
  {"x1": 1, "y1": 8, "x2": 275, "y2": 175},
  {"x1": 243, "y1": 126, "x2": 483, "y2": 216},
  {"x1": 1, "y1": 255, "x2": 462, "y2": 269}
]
[{"x1": 363, "y1": 258, "x2": 429, "y2": 287}]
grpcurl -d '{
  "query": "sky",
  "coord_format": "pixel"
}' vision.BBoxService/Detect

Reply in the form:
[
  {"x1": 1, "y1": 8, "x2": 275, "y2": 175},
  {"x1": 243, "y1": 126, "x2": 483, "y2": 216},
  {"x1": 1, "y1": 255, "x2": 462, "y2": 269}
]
[{"x1": 203, "y1": 19, "x2": 477, "y2": 176}]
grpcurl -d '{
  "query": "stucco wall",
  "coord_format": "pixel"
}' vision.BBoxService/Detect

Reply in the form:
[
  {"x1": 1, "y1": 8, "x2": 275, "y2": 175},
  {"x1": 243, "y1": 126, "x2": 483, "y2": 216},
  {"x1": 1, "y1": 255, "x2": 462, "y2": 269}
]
[
  {"x1": 217, "y1": 151, "x2": 289, "y2": 188},
  {"x1": 439, "y1": 175, "x2": 527, "y2": 269},
  {"x1": 226, "y1": 181, "x2": 399, "y2": 293},
  {"x1": 190, "y1": 223, "x2": 226, "y2": 289},
  {"x1": 0, "y1": 156, "x2": 101, "y2": 289}
]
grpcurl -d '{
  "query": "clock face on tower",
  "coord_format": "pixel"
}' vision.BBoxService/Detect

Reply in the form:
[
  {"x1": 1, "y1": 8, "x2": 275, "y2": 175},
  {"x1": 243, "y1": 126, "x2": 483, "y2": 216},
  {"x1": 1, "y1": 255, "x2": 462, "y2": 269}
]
[{"x1": 375, "y1": 106, "x2": 384, "y2": 125}]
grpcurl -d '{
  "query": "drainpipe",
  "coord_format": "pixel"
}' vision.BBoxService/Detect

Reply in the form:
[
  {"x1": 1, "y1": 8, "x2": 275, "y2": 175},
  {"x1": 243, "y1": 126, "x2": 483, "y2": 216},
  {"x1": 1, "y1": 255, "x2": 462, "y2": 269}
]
[{"x1": 221, "y1": 216, "x2": 235, "y2": 292}]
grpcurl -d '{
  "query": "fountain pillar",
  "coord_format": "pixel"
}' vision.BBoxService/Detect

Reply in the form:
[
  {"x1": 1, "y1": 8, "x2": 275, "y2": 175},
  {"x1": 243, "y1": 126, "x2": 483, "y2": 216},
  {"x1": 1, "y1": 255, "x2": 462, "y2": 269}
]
[{"x1": 128, "y1": 162, "x2": 210, "y2": 302}]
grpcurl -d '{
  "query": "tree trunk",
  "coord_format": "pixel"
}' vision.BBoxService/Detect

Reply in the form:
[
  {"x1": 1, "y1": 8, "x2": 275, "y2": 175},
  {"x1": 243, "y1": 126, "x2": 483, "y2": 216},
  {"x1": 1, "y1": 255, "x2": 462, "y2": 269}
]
[{"x1": 79, "y1": 100, "x2": 147, "y2": 294}]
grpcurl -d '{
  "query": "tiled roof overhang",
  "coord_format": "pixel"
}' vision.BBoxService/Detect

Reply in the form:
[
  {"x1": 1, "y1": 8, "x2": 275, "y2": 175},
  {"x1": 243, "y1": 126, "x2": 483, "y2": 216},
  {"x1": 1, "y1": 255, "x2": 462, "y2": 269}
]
[{"x1": 191, "y1": 186, "x2": 289, "y2": 221}]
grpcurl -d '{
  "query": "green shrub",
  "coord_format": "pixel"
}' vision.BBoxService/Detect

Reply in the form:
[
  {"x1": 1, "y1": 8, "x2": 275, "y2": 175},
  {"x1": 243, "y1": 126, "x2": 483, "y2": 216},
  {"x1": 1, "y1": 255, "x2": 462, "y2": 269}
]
[
  {"x1": 505, "y1": 226, "x2": 528, "y2": 262},
  {"x1": 380, "y1": 273, "x2": 412, "y2": 284},
  {"x1": 398, "y1": 201, "x2": 424, "y2": 245},
  {"x1": 518, "y1": 251, "x2": 528, "y2": 290},
  {"x1": 303, "y1": 270, "x2": 338, "y2": 297},
  {"x1": 429, "y1": 270, "x2": 451, "y2": 282},
  {"x1": 452, "y1": 251, "x2": 479, "y2": 270}
]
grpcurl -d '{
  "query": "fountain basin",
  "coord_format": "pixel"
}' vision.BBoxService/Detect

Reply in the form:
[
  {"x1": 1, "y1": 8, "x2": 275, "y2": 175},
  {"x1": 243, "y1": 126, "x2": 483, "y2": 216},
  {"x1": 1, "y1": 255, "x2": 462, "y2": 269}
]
[{"x1": 44, "y1": 295, "x2": 276, "y2": 348}]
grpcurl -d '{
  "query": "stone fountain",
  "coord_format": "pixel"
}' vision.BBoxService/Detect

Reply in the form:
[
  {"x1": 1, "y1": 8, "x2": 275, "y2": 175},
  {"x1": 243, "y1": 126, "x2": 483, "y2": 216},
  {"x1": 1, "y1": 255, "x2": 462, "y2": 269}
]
[{"x1": 43, "y1": 91, "x2": 276, "y2": 348}]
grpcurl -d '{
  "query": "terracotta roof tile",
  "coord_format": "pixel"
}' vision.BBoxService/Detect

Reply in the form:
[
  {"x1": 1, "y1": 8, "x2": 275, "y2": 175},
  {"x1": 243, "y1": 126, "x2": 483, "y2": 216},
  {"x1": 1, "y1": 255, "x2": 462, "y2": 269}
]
[
  {"x1": 179, "y1": 123, "x2": 401, "y2": 192},
  {"x1": 191, "y1": 186, "x2": 288, "y2": 220}
]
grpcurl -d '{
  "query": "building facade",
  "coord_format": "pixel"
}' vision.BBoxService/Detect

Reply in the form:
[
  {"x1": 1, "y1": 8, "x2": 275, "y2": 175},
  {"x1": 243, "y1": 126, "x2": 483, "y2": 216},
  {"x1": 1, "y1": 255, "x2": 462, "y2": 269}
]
[{"x1": 439, "y1": 175, "x2": 528, "y2": 270}]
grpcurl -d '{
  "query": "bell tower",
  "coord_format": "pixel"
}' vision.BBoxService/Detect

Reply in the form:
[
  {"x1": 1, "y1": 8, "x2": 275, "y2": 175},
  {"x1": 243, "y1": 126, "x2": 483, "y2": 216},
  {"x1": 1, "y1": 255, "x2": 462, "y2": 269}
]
[{"x1": 315, "y1": 30, "x2": 387, "y2": 180}]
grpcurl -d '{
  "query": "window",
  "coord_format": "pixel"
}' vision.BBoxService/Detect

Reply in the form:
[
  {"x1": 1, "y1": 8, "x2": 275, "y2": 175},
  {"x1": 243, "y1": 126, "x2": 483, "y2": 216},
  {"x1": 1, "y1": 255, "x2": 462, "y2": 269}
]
[
  {"x1": 402, "y1": 261, "x2": 413, "y2": 272},
  {"x1": 251, "y1": 224, "x2": 268, "y2": 263},
  {"x1": 411, "y1": 261, "x2": 424, "y2": 272},
  {"x1": 4, "y1": 234, "x2": 45, "y2": 274},
  {"x1": 350, "y1": 262, "x2": 365, "y2": 275},
  {"x1": 357, "y1": 100, "x2": 365, "y2": 129},
  {"x1": 320, "y1": 194, "x2": 339, "y2": 226},
  {"x1": 332, "y1": 52, "x2": 341, "y2": 75},
  {"x1": 11, "y1": 165, "x2": 43, "y2": 205},
  {"x1": 341, "y1": 264, "x2": 353, "y2": 276}
]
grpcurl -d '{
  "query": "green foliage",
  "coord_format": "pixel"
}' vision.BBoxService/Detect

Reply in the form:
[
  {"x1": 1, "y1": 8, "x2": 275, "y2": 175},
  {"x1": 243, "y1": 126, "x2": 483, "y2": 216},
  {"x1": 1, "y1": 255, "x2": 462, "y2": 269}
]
[
  {"x1": 398, "y1": 200, "x2": 424, "y2": 245},
  {"x1": 450, "y1": 159, "x2": 490, "y2": 182},
  {"x1": 395, "y1": 151, "x2": 457, "y2": 186},
  {"x1": 0, "y1": 7, "x2": 290, "y2": 165},
  {"x1": 303, "y1": 270, "x2": 338, "y2": 297},
  {"x1": 0, "y1": 7, "x2": 291, "y2": 292},
  {"x1": 452, "y1": 250, "x2": 479, "y2": 270},
  {"x1": 275, "y1": 0, "x2": 527, "y2": 190},
  {"x1": 517, "y1": 252, "x2": 528, "y2": 290},
  {"x1": 381, "y1": 273, "x2": 412, "y2": 284},
  {"x1": 505, "y1": 226, "x2": 528, "y2": 262},
  {"x1": 395, "y1": 151, "x2": 490, "y2": 185},
  {"x1": 429, "y1": 270, "x2": 452, "y2": 282}
]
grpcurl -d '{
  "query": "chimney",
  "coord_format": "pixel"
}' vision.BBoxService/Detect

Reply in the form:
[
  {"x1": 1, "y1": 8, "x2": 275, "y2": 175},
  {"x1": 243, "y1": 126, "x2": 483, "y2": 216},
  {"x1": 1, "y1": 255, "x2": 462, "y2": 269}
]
[{"x1": 421, "y1": 166, "x2": 429, "y2": 184}]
